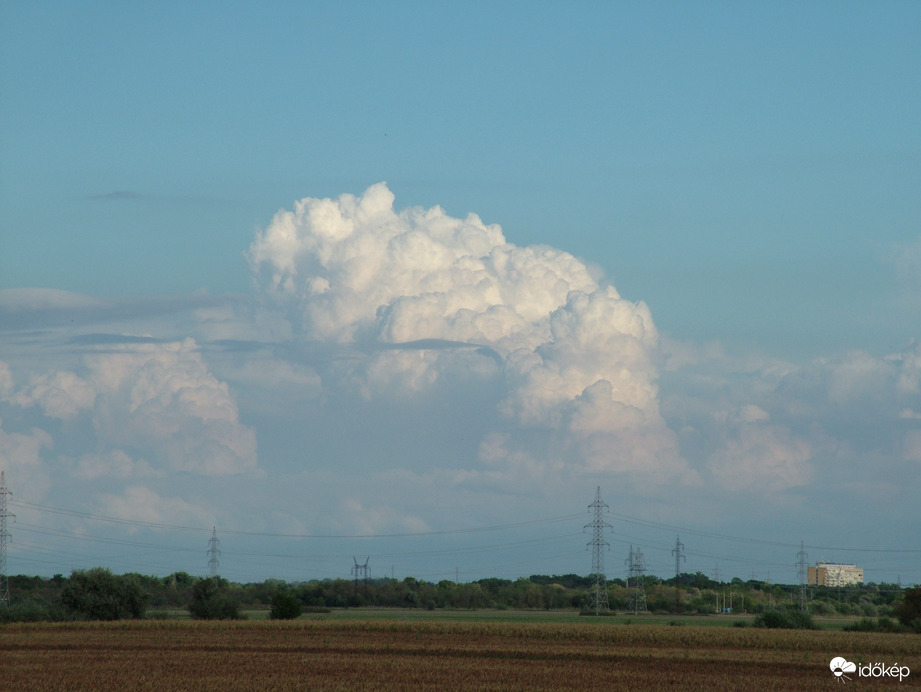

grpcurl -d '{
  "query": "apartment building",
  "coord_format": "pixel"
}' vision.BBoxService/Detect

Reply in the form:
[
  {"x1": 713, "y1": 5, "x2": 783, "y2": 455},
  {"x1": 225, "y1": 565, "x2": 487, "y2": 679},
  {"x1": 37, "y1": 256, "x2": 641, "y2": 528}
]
[{"x1": 807, "y1": 562, "x2": 864, "y2": 587}]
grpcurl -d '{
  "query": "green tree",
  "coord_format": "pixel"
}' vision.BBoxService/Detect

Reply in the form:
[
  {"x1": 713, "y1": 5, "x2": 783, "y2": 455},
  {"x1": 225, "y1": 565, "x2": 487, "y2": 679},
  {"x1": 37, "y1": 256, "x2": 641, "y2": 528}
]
[
  {"x1": 188, "y1": 577, "x2": 241, "y2": 620},
  {"x1": 753, "y1": 608, "x2": 817, "y2": 630},
  {"x1": 270, "y1": 590, "x2": 302, "y2": 620},
  {"x1": 896, "y1": 587, "x2": 921, "y2": 632},
  {"x1": 60, "y1": 568, "x2": 148, "y2": 620}
]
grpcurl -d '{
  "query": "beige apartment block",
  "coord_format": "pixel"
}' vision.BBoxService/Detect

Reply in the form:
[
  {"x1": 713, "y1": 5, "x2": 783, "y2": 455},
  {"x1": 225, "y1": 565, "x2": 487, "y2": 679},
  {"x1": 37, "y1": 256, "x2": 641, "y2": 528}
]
[{"x1": 807, "y1": 563, "x2": 864, "y2": 587}]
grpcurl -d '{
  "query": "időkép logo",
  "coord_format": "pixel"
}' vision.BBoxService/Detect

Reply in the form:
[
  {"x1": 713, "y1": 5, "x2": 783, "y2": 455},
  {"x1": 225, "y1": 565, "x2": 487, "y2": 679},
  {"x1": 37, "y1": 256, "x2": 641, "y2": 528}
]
[{"x1": 830, "y1": 657, "x2": 910, "y2": 683}]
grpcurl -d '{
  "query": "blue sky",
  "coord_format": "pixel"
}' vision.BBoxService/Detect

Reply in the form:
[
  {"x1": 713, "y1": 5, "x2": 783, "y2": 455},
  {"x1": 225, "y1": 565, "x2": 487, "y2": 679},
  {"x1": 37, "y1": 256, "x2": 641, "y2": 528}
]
[{"x1": 1, "y1": 1, "x2": 920, "y2": 585}]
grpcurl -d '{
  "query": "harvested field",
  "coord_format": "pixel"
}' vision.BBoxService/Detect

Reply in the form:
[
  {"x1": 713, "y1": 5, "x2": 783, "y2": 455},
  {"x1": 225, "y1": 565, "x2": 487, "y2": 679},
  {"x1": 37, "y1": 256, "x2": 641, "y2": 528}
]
[{"x1": 1, "y1": 619, "x2": 918, "y2": 691}]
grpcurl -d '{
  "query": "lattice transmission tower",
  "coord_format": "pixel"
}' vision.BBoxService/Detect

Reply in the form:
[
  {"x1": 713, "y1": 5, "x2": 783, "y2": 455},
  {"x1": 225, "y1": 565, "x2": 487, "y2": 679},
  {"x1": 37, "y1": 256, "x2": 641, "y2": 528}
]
[
  {"x1": 796, "y1": 540, "x2": 809, "y2": 612},
  {"x1": 207, "y1": 527, "x2": 221, "y2": 577},
  {"x1": 672, "y1": 535, "x2": 685, "y2": 612},
  {"x1": 585, "y1": 486, "x2": 612, "y2": 615},
  {"x1": 625, "y1": 544, "x2": 647, "y2": 614},
  {"x1": 0, "y1": 471, "x2": 14, "y2": 607},
  {"x1": 352, "y1": 557, "x2": 370, "y2": 598}
]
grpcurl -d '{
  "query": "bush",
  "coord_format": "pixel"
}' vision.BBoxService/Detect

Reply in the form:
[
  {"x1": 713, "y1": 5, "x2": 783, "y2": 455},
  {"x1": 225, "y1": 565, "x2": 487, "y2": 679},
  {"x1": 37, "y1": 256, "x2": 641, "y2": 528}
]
[
  {"x1": 896, "y1": 587, "x2": 921, "y2": 633},
  {"x1": 269, "y1": 591, "x2": 302, "y2": 620},
  {"x1": 0, "y1": 599, "x2": 69, "y2": 623},
  {"x1": 843, "y1": 616, "x2": 907, "y2": 633},
  {"x1": 753, "y1": 609, "x2": 818, "y2": 630},
  {"x1": 60, "y1": 568, "x2": 148, "y2": 621},
  {"x1": 145, "y1": 610, "x2": 186, "y2": 620},
  {"x1": 188, "y1": 577, "x2": 242, "y2": 620}
]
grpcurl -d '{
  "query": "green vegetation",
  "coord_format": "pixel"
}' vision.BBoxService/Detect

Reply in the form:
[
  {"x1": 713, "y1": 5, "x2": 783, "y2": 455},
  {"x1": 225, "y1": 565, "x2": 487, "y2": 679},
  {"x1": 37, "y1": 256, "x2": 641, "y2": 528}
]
[
  {"x1": 843, "y1": 616, "x2": 910, "y2": 633},
  {"x1": 896, "y1": 586, "x2": 921, "y2": 632},
  {"x1": 188, "y1": 577, "x2": 242, "y2": 620},
  {"x1": 60, "y1": 568, "x2": 148, "y2": 621},
  {"x1": 269, "y1": 589, "x2": 302, "y2": 620},
  {"x1": 752, "y1": 608, "x2": 817, "y2": 630},
  {"x1": 0, "y1": 569, "x2": 916, "y2": 633}
]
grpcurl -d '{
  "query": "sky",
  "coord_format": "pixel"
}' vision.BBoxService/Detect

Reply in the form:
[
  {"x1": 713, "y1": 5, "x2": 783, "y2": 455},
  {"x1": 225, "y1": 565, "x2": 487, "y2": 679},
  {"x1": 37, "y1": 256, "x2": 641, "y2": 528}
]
[{"x1": 1, "y1": 1, "x2": 920, "y2": 587}]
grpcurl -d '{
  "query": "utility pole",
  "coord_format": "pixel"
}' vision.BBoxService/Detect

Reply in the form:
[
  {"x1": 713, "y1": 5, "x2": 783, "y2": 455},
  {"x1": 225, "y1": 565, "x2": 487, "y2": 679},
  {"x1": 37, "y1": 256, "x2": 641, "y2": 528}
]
[
  {"x1": 585, "y1": 486, "x2": 611, "y2": 615},
  {"x1": 0, "y1": 472, "x2": 13, "y2": 607},
  {"x1": 207, "y1": 526, "x2": 221, "y2": 578},
  {"x1": 796, "y1": 540, "x2": 808, "y2": 612},
  {"x1": 672, "y1": 535, "x2": 685, "y2": 613}
]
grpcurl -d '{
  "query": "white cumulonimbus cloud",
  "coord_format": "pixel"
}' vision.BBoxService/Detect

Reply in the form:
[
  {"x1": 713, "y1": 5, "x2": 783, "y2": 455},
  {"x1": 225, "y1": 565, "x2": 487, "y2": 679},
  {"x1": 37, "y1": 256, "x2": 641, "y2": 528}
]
[{"x1": 248, "y1": 183, "x2": 691, "y2": 479}]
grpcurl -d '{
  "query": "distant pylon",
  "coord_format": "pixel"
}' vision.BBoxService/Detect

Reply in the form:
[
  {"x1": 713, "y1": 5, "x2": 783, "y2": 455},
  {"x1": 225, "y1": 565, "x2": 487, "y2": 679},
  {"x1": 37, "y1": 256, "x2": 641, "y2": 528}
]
[
  {"x1": 625, "y1": 544, "x2": 647, "y2": 614},
  {"x1": 672, "y1": 535, "x2": 685, "y2": 612},
  {"x1": 796, "y1": 540, "x2": 809, "y2": 612},
  {"x1": 207, "y1": 526, "x2": 221, "y2": 578},
  {"x1": 0, "y1": 471, "x2": 14, "y2": 607},
  {"x1": 585, "y1": 486, "x2": 612, "y2": 615},
  {"x1": 352, "y1": 557, "x2": 370, "y2": 597}
]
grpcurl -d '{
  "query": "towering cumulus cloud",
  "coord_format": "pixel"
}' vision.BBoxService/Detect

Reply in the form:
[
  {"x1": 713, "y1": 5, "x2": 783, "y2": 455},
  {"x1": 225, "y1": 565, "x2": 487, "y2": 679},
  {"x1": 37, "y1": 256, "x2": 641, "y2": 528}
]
[
  {"x1": 12, "y1": 339, "x2": 257, "y2": 477},
  {"x1": 249, "y1": 183, "x2": 690, "y2": 480}
]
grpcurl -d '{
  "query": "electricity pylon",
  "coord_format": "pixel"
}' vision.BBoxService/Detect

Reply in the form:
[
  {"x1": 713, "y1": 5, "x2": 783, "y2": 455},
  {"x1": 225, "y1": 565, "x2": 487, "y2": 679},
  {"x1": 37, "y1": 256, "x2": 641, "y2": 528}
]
[
  {"x1": 0, "y1": 472, "x2": 14, "y2": 607},
  {"x1": 207, "y1": 527, "x2": 221, "y2": 577},
  {"x1": 352, "y1": 557, "x2": 370, "y2": 598},
  {"x1": 625, "y1": 544, "x2": 647, "y2": 614},
  {"x1": 796, "y1": 540, "x2": 809, "y2": 612},
  {"x1": 585, "y1": 486, "x2": 612, "y2": 615},
  {"x1": 672, "y1": 535, "x2": 685, "y2": 612}
]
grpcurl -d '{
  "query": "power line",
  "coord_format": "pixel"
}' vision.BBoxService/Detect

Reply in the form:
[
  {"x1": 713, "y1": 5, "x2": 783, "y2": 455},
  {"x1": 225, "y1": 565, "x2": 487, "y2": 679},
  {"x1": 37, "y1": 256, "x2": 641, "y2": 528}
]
[
  {"x1": 608, "y1": 509, "x2": 921, "y2": 554},
  {"x1": 13, "y1": 498, "x2": 920, "y2": 555},
  {"x1": 9, "y1": 500, "x2": 583, "y2": 539},
  {"x1": 7, "y1": 498, "x2": 919, "y2": 584}
]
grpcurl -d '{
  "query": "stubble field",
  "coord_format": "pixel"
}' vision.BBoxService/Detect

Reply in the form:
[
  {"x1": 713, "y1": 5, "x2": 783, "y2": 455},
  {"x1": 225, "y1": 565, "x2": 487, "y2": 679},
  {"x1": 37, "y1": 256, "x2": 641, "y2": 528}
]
[{"x1": 1, "y1": 617, "x2": 918, "y2": 691}]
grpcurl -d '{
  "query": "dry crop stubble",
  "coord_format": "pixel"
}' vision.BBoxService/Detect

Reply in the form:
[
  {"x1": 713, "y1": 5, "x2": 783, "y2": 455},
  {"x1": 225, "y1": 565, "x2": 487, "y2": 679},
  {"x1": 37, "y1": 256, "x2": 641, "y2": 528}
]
[{"x1": 1, "y1": 619, "x2": 918, "y2": 691}]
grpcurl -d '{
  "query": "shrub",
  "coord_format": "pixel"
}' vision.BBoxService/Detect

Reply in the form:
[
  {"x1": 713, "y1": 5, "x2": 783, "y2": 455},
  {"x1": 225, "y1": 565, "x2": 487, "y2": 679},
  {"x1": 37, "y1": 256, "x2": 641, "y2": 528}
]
[
  {"x1": 896, "y1": 587, "x2": 921, "y2": 633},
  {"x1": 753, "y1": 609, "x2": 818, "y2": 630},
  {"x1": 60, "y1": 568, "x2": 148, "y2": 621},
  {"x1": 188, "y1": 577, "x2": 242, "y2": 620},
  {"x1": 145, "y1": 610, "x2": 186, "y2": 620},
  {"x1": 269, "y1": 591, "x2": 302, "y2": 620},
  {"x1": 0, "y1": 599, "x2": 69, "y2": 623},
  {"x1": 843, "y1": 616, "x2": 907, "y2": 633}
]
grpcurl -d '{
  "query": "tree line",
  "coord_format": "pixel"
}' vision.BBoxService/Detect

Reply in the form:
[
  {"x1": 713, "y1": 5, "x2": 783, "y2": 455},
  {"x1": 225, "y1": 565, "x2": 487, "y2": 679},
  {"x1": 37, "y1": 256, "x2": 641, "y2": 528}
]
[{"x1": 1, "y1": 568, "x2": 918, "y2": 632}]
